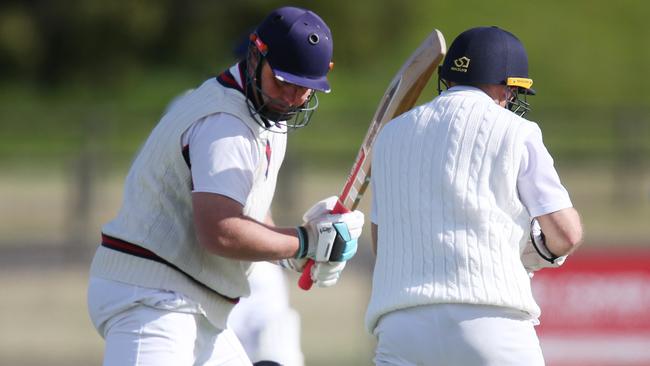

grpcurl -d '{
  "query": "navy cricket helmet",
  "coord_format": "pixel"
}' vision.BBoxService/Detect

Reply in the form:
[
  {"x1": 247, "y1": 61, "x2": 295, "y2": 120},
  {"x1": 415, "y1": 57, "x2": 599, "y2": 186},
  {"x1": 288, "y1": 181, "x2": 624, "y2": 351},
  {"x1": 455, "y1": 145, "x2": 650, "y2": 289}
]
[
  {"x1": 254, "y1": 6, "x2": 333, "y2": 93},
  {"x1": 439, "y1": 27, "x2": 535, "y2": 116},
  {"x1": 440, "y1": 26, "x2": 534, "y2": 94},
  {"x1": 243, "y1": 6, "x2": 333, "y2": 130}
]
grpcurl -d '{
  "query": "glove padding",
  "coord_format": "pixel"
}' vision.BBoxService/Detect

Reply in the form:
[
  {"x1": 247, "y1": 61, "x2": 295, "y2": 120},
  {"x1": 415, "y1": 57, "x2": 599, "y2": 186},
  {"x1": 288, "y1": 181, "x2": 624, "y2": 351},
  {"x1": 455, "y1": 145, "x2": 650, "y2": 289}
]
[
  {"x1": 278, "y1": 259, "x2": 346, "y2": 287},
  {"x1": 291, "y1": 196, "x2": 362, "y2": 287},
  {"x1": 281, "y1": 196, "x2": 352, "y2": 269},
  {"x1": 278, "y1": 257, "x2": 308, "y2": 272},
  {"x1": 296, "y1": 210, "x2": 364, "y2": 261},
  {"x1": 310, "y1": 261, "x2": 346, "y2": 287},
  {"x1": 295, "y1": 196, "x2": 364, "y2": 262},
  {"x1": 521, "y1": 218, "x2": 567, "y2": 273},
  {"x1": 282, "y1": 196, "x2": 337, "y2": 269},
  {"x1": 302, "y1": 196, "x2": 338, "y2": 222}
]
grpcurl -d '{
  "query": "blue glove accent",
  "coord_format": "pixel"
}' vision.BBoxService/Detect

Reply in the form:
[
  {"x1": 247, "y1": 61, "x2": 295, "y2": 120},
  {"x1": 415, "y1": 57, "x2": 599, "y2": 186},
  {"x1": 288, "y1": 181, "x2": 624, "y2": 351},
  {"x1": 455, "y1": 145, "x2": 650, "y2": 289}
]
[
  {"x1": 295, "y1": 226, "x2": 308, "y2": 259},
  {"x1": 332, "y1": 222, "x2": 358, "y2": 261}
]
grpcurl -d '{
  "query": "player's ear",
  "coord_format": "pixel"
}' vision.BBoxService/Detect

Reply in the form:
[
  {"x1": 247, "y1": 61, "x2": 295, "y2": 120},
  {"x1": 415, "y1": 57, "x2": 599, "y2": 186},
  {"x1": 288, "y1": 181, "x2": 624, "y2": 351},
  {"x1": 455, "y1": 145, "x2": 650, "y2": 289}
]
[
  {"x1": 247, "y1": 44, "x2": 260, "y2": 67},
  {"x1": 497, "y1": 85, "x2": 513, "y2": 107}
]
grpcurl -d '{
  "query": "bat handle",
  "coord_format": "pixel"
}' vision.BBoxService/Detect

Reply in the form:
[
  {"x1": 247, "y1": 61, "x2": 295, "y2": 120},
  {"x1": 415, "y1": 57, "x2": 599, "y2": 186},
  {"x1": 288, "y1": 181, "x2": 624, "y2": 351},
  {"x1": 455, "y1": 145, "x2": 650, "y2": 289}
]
[
  {"x1": 330, "y1": 200, "x2": 350, "y2": 215},
  {"x1": 298, "y1": 198, "x2": 351, "y2": 290},
  {"x1": 298, "y1": 259, "x2": 316, "y2": 290}
]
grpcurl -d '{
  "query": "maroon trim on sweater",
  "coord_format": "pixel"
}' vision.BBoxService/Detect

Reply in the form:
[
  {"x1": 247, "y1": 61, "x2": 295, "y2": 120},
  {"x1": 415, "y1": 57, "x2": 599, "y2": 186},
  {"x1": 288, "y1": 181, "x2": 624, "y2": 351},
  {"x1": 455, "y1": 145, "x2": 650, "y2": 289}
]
[{"x1": 100, "y1": 234, "x2": 239, "y2": 304}]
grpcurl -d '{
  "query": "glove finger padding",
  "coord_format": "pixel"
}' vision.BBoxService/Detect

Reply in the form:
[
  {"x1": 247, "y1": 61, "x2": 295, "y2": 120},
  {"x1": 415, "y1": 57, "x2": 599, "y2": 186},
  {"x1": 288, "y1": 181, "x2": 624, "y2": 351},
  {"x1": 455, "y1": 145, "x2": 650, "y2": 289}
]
[
  {"x1": 311, "y1": 261, "x2": 346, "y2": 287},
  {"x1": 278, "y1": 257, "x2": 308, "y2": 272},
  {"x1": 302, "y1": 196, "x2": 338, "y2": 223}
]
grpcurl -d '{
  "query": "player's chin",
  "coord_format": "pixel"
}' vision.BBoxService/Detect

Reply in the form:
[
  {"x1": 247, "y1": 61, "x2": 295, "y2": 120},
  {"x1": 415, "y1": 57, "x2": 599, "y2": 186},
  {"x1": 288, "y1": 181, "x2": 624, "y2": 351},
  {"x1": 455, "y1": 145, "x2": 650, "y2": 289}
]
[{"x1": 267, "y1": 103, "x2": 292, "y2": 114}]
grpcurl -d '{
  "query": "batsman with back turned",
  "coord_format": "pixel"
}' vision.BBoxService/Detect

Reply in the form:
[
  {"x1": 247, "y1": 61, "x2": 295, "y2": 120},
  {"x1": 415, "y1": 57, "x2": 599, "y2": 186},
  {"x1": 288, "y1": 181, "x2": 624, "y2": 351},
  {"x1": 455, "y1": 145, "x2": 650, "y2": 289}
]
[{"x1": 366, "y1": 26, "x2": 584, "y2": 365}]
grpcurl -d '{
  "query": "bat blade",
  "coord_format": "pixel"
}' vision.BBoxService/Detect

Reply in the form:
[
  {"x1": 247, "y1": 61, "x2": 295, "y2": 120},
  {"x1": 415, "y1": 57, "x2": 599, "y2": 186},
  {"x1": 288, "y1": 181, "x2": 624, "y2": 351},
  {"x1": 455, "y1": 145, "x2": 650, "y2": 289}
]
[{"x1": 299, "y1": 29, "x2": 447, "y2": 290}]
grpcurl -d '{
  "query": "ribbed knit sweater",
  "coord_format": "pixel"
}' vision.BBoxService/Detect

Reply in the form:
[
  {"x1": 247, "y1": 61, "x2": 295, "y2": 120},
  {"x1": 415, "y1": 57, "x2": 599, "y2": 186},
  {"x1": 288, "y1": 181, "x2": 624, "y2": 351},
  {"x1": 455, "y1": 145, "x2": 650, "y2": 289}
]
[
  {"x1": 90, "y1": 76, "x2": 285, "y2": 329},
  {"x1": 366, "y1": 86, "x2": 539, "y2": 332}
]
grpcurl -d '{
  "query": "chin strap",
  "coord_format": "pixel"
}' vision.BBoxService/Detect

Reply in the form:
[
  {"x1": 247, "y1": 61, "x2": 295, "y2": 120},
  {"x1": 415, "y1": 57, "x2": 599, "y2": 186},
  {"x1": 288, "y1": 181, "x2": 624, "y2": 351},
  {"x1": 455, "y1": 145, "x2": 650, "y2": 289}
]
[
  {"x1": 246, "y1": 53, "x2": 274, "y2": 129},
  {"x1": 437, "y1": 68, "x2": 449, "y2": 95}
]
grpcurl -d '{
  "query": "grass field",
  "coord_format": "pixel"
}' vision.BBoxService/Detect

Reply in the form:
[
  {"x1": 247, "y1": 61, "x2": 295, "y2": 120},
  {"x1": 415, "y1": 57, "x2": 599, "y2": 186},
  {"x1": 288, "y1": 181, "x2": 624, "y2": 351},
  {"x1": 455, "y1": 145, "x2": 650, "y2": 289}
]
[
  {"x1": 0, "y1": 266, "x2": 103, "y2": 366},
  {"x1": 0, "y1": 265, "x2": 376, "y2": 366}
]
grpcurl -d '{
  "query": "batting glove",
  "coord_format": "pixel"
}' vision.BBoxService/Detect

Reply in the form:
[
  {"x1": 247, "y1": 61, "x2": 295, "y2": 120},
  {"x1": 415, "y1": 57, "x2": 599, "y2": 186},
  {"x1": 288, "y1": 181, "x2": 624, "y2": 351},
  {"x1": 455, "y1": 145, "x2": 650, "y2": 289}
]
[
  {"x1": 294, "y1": 197, "x2": 364, "y2": 262},
  {"x1": 278, "y1": 257, "x2": 308, "y2": 272},
  {"x1": 280, "y1": 258, "x2": 347, "y2": 287},
  {"x1": 295, "y1": 210, "x2": 364, "y2": 261},
  {"x1": 311, "y1": 261, "x2": 347, "y2": 287},
  {"x1": 302, "y1": 196, "x2": 338, "y2": 222},
  {"x1": 281, "y1": 196, "x2": 336, "y2": 271}
]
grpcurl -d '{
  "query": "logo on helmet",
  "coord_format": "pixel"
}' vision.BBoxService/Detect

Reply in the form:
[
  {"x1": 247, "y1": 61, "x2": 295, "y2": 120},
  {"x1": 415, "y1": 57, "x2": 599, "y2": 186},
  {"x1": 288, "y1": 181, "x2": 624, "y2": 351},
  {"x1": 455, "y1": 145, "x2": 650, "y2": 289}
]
[{"x1": 450, "y1": 56, "x2": 470, "y2": 73}]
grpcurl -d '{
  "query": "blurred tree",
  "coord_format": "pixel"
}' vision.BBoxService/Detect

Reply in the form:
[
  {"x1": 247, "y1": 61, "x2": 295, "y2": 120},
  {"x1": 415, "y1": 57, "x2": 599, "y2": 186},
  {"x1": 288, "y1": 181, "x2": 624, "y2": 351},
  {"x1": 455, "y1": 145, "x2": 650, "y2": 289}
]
[
  {"x1": 0, "y1": 3, "x2": 42, "y2": 78},
  {"x1": 0, "y1": 0, "x2": 647, "y2": 105},
  {"x1": 0, "y1": 0, "x2": 648, "y2": 167}
]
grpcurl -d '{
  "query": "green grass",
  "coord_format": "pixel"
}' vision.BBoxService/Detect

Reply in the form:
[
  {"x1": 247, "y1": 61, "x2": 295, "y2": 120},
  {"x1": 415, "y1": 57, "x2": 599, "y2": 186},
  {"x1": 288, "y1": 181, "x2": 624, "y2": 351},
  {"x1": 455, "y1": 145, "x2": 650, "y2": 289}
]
[{"x1": 0, "y1": 265, "x2": 375, "y2": 366}]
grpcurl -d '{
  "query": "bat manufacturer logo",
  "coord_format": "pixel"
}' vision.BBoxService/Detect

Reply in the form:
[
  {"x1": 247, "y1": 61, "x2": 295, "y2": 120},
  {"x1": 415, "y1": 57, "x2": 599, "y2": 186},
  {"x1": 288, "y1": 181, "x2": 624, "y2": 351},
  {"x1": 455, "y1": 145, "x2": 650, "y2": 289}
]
[{"x1": 451, "y1": 56, "x2": 470, "y2": 73}]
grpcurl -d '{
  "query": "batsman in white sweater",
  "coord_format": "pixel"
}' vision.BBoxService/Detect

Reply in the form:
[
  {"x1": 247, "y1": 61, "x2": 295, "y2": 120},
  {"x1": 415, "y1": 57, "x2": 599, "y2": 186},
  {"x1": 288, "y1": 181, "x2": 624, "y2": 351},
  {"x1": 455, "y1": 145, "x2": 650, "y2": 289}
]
[
  {"x1": 86, "y1": 7, "x2": 364, "y2": 366},
  {"x1": 366, "y1": 26, "x2": 583, "y2": 366}
]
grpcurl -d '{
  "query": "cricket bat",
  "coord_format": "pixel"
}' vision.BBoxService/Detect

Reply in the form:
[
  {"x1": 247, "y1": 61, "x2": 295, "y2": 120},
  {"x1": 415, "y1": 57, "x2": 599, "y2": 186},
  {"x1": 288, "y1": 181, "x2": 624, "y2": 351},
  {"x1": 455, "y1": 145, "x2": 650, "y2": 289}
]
[{"x1": 299, "y1": 29, "x2": 447, "y2": 290}]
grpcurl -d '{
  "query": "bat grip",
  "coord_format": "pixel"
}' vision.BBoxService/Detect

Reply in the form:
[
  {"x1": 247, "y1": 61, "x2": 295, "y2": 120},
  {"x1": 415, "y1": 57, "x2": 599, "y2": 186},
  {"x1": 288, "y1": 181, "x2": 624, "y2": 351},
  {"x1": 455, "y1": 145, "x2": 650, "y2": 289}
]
[
  {"x1": 298, "y1": 259, "x2": 316, "y2": 290},
  {"x1": 298, "y1": 198, "x2": 351, "y2": 290}
]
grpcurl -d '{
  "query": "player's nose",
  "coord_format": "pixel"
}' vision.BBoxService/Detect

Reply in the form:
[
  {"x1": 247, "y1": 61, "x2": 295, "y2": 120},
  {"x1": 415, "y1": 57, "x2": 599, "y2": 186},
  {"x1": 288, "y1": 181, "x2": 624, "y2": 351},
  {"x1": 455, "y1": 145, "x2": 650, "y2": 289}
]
[{"x1": 281, "y1": 84, "x2": 311, "y2": 106}]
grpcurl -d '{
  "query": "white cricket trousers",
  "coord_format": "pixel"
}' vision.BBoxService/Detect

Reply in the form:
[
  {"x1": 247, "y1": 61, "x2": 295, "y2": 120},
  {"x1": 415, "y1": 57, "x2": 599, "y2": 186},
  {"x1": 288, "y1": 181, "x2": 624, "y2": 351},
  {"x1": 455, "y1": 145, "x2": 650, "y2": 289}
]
[
  {"x1": 228, "y1": 261, "x2": 304, "y2": 366},
  {"x1": 88, "y1": 277, "x2": 252, "y2": 366},
  {"x1": 373, "y1": 303, "x2": 544, "y2": 366}
]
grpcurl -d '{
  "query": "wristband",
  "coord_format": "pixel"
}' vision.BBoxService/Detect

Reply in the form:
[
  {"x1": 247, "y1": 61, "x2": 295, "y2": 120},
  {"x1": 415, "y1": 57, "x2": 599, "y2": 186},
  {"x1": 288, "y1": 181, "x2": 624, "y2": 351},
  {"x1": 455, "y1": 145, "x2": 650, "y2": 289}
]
[
  {"x1": 530, "y1": 219, "x2": 559, "y2": 263},
  {"x1": 295, "y1": 226, "x2": 308, "y2": 259}
]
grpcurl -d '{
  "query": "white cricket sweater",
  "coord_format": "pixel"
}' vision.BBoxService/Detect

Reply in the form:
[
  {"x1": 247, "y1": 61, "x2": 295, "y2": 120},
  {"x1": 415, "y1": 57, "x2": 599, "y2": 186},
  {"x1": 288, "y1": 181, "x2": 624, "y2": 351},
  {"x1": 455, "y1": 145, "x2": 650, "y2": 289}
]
[
  {"x1": 366, "y1": 86, "x2": 540, "y2": 332},
  {"x1": 90, "y1": 76, "x2": 285, "y2": 330}
]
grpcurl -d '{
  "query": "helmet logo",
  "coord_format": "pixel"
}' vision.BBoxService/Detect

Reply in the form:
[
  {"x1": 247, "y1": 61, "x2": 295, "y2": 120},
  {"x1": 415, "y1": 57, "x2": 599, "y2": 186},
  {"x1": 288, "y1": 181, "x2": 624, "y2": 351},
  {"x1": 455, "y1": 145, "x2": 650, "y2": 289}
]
[
  {"x1": 451, "y1": 56, "x2": 471, "y2": 73},
  {"x1": 308, "y1": 33, "x2": 320, "y2": 45}
]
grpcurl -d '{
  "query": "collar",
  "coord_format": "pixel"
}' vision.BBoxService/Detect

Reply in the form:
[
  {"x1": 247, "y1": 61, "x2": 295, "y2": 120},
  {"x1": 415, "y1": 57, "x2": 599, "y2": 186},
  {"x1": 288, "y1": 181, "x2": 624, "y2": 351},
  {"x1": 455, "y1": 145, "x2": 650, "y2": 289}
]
[
  {"x1": 443, "y1": 85, "x2": 495, "y2": 103},
  {"x1": 216, "y1": 62, "x2": 288, "y2": 134},
  {"x1": 217, "y1": 62, "x2": 246, "y2": 93}
]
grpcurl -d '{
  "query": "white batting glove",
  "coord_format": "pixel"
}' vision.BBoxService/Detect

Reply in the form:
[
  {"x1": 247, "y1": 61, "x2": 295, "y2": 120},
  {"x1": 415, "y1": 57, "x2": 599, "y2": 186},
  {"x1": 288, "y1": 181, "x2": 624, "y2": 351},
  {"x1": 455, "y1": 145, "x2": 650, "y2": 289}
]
[
  {"x1": 296, "y1": 210, "x2": 364, "y2": 262},
  {"x1": 311, "y1": 261, "x2": 347, "y2": 287},
  {"x1": 280, "y1": 196, "x2": 340, "y2": 272},
  {"x1": 521, "y1": 218, "x2": 567, "y2": 273},
  {"x1": 302, "y1": 196, "x2": 338, "y2": 222},
  {"x1": 278, "y1": 257, "x2": 308, "y2": 272}
]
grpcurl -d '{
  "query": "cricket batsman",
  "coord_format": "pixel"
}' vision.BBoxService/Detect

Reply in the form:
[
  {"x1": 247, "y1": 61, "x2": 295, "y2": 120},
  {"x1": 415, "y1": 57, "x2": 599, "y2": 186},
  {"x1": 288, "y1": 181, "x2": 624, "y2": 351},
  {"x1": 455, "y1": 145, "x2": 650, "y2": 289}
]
[
  {"x1": 86, "y1": 6, "x2": 364, "y2": 365},
  {"x1": 366, "y1": 26, "x2": 583, "y2": 365}
]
